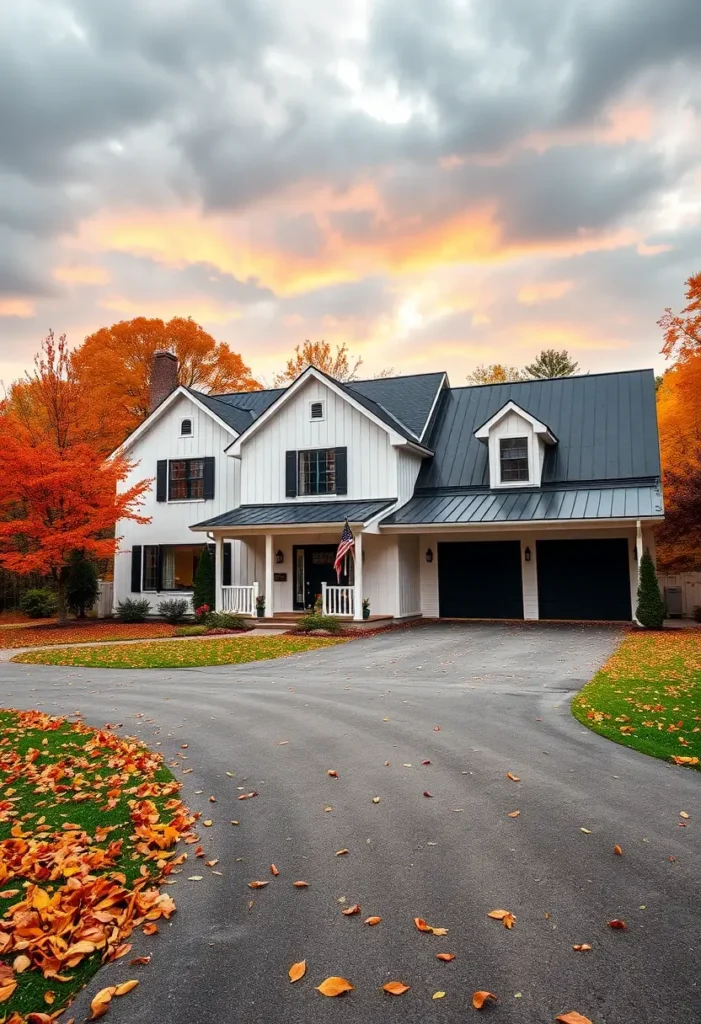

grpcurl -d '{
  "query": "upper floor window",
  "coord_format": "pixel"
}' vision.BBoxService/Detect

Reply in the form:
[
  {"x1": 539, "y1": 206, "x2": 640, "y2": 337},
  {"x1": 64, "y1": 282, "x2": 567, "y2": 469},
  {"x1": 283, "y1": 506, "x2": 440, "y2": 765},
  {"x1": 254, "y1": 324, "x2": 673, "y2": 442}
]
[
  {"x1": 500, "y1": 437, "x2": 529, "y2": 482},
  {"x1": 299, "y1": 448, "x2": 336, "y2": 495},
  {"x1": 180, "y1": 418, "x2": 193, "y2": 436},
  {"x1": 169, "y1": 458, "x2": 204, "y2": 500},
  {"x1": 310, "y1": 401, "x2": 325, "y2": 421}
]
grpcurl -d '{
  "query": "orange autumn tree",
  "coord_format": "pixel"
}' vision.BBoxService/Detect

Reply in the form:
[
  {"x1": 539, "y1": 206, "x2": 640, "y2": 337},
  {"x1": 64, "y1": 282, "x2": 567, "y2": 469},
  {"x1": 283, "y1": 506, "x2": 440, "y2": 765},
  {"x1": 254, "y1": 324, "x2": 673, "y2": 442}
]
[
  {"x1": 71, "y1": 316, "x2": 261, "y2": 452},
  {"x1": 273, "y1": 340, "x2": 365, "y2": 385},
  {"x1": 656, "y1": 272, "x2": 701, "y2": 570},
  {"x1": 0, "y1": 332, "x2": 152, "y2": 621}
]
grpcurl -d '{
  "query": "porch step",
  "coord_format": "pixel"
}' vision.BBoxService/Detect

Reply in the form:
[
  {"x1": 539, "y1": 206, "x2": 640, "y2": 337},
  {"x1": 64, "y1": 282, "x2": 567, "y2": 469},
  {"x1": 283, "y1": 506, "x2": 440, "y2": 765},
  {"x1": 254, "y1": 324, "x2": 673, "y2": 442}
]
[{"x1": 249, "y1": 615, "x2": 395, "y2": 632}]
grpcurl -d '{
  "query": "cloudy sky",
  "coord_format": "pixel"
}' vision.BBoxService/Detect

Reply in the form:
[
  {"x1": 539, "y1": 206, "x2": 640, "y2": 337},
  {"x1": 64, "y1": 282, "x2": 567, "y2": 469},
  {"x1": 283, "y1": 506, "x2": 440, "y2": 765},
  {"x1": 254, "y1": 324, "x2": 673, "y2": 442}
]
[{"x1": 1, "y1": 0, "x2": 700, "y2": 388}]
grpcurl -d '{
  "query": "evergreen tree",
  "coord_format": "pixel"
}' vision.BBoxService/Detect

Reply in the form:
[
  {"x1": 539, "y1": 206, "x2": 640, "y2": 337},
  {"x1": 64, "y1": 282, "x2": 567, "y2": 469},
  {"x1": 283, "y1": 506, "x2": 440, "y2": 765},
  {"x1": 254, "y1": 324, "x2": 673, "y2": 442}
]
[
  {"x1": 635, "y1": 549, "x2": 665, "y2": 628},
  {"x1": 193, "y1": 544, "x2": 216, "y2": 612},
  {"x1": 524, "y1": 349, "x2": 579, "y2": 379},
  {"x1": 65, "y1": 550, "x2": 99, "y2": 617}
]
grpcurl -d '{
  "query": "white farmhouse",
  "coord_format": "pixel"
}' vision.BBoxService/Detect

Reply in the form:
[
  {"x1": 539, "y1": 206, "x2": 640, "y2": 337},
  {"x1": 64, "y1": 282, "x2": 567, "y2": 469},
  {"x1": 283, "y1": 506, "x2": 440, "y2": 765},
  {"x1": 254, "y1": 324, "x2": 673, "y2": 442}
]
[{"x1": 114, "y1": 352, "x2": 663, "y2": 622}]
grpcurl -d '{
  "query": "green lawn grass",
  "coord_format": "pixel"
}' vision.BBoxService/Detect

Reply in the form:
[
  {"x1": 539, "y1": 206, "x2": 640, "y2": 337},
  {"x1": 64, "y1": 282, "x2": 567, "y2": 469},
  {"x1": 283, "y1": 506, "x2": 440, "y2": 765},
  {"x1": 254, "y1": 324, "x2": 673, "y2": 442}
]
[
  {"x1": 12, "y1": 634, "x2": 345, "y2": 669},
  {"x1": 572, "y1": 631, "x2": 701, "y2": 768},
  {"x1": 0, "y1": 709, "x2": 185, "y2": 1017}
]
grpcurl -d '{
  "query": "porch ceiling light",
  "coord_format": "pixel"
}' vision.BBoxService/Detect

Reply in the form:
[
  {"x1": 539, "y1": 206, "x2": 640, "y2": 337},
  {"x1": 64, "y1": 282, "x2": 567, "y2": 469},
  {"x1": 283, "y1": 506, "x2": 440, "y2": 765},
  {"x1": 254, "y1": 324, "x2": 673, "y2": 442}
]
[
  {"x1": 426, "y1": 548, "x2": 433, "y2": 563},
  {"x1": 275, "y1": 549, "x2": 284, "y2": 564}
]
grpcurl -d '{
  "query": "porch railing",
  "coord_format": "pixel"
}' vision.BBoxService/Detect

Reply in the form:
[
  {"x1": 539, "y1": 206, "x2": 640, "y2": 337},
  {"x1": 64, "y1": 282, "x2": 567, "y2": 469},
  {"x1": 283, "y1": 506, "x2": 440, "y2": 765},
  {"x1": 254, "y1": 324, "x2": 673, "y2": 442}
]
[
  {"x1": 222, "y1": 582, "x2": 259, "y2": 616},
  {"x1": 322, "y1": 582, "x2": 355, "y2": 617}
]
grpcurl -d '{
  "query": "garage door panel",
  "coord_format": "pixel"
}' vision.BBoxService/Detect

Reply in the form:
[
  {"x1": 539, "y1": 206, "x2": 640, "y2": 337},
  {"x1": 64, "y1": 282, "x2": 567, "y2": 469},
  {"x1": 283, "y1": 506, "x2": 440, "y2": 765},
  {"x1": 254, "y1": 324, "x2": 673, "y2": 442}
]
[
  {"x1": 536, "y1": 538, "x2": 631, "y2": 621},
  {"x1": 438, "y1": 541, "x2": 523, "y2": 619}
]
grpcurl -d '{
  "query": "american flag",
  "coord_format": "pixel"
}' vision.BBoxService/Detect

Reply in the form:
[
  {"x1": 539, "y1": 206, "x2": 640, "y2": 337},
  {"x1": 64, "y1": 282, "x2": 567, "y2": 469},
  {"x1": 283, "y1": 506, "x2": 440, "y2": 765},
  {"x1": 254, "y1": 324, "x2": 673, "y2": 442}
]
[{"x1": 334, "y1": 520, "x2": 355, "y2": 581}]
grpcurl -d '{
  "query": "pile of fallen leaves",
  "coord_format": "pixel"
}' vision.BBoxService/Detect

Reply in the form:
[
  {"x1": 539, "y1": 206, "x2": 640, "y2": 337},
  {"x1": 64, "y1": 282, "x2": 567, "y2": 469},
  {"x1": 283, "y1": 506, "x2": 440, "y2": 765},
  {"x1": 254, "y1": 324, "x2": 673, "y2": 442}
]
[
  {"x1": 0, "y1": 622, "x2": 176, "y2": 651},
  {"x1": 0, "y1": 708, "x2": 196, "y2": 1021}
]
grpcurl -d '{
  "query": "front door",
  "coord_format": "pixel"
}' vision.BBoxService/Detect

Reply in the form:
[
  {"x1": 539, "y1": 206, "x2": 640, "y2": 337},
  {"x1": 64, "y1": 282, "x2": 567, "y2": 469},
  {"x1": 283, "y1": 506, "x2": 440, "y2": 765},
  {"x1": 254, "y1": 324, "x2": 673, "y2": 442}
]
[{"x1": 293, "y1": 545, "x2": 354, "y2": 610}]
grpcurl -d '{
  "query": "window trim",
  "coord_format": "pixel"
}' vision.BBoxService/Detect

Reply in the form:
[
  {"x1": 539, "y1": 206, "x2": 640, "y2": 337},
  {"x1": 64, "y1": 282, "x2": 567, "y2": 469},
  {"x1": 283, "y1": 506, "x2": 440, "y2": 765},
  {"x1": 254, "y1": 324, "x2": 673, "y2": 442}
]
[
  {"x1": 298, "y1": 447, "x2": 337, "y2": 496},
  {"x1": 309, "y1": 400, "x2": 325, "y2": 422},
  {"x1": 499, "y1": 436, "x2": 530, "y2": 484},
  {"x1": 180, "y1": 417, "x2": 194, "y2": 437},
  {"x1": 168, "y1": 457, "x2": 205, "y2": 502}
]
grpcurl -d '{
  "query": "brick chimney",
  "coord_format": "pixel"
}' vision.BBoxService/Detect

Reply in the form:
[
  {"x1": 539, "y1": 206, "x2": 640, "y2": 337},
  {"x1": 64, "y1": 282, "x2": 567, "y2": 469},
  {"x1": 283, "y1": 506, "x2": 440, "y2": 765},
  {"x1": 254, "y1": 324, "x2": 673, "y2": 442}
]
[{"x1": 149, "y1": 350, "x2": 178, "y2": 412}]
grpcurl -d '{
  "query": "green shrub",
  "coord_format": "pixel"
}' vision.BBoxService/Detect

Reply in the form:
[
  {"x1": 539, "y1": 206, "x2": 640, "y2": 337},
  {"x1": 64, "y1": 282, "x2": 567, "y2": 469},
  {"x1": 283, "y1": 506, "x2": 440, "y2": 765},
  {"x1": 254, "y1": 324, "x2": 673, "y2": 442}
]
[
  {"x1": 204, "y1": 612, "x2": 250, "y2": 631},
  {"x1": 635, "y1": 549, "x2": 665, "y2": 629},
  {"x1": 19, "y1": 588, "x2": 58, "y2": 619},
  {"x1": 295, "y1": 614, "x2": 342, "y2": 634},
  {"x1": 66, "y1": 551, "x2": 99, "y2": 618},
  {"x1": 175, "y1": 625, "x2": 208, "y2": 636},
  {"x1": 158, "y1": 598, "x2": 190, "y2": 624},
  {"x1": 116, "y1": 598, "x2": 152, "y2": 623},
  {"x1": 193, "y1": 545, "x2": 215, "y2": 612}
]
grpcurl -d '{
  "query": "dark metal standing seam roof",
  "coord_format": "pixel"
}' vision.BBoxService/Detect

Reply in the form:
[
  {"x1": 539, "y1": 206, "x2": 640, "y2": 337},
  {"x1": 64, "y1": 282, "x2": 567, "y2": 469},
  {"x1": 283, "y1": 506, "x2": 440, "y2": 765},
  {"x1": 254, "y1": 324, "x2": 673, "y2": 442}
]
[
  {"x1": 417, "y1": 369, "x2": 661, "y2": 489},
  {"x1": 194, "y1": 372, "x2": 446, "y2": 446},
  {"x1": 382, "y1": 483, "x2": 663, "y2": 526},
  {"x1": 192, "y1": 499, "x2": 397, "y2": 530}
]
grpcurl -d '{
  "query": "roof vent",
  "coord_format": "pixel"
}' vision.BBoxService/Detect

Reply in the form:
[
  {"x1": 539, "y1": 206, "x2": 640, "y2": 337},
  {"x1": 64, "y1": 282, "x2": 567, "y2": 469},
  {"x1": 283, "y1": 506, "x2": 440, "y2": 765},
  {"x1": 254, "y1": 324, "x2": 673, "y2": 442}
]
[{"x1": 310, "y1": 401, "x2": 324, "y2": 420}]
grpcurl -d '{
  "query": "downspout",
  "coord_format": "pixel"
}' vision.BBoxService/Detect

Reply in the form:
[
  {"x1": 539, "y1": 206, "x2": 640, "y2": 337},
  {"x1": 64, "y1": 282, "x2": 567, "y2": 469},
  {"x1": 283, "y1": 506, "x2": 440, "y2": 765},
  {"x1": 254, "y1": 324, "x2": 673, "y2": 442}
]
[{"x1": 634, "y1": 518, "x2": 643, "y2": 624}]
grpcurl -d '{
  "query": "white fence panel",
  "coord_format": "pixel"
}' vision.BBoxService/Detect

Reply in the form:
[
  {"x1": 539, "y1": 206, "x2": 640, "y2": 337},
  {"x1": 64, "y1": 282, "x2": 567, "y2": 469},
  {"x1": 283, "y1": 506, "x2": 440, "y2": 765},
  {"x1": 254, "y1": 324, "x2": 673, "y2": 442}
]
[
  {"x1": 657, "y1": 572, "x2": 701, "y2": 617},
  {"x1": 95, "y1": 580, "x2": 114, "y2": 618}
]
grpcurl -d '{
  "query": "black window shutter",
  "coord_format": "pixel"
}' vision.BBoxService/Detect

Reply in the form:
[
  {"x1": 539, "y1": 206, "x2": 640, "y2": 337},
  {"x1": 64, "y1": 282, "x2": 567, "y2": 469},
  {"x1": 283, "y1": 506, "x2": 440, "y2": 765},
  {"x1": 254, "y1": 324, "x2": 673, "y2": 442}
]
[
  {"x1": 203, "y1": 457, "x2": 215, "y2": 500},
  {"x1": 157, "y1": 545, "x2": 164, "y2": 592},
  {"x1": 156, "y1": 460, "x2": 168, "y2": 502},
  {"x1": 334, "y1": 447, "x2": 348, "y2": 494},
  {"x1": 131, "y1": 546, "x2": 142, "y2": 593},
  {"x1": 285, "y1": 451, "x2": 297, "y2": 497},
  {"x1": 223, "y1": 542, "x2": 232, "y2": 587}
]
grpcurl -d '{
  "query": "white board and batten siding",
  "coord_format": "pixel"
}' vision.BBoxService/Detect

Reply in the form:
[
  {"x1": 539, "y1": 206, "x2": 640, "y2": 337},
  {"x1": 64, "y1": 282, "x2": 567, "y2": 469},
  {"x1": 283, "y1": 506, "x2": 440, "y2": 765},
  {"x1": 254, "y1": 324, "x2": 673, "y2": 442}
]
[
  {"x1": 114, "y1": 393, "x2": 242, "y2": 610},
  {"x1": 240, "y1": 377, "x2": 419, "y2": 505},
  {"x1": 418, "y1": 526, "x2": 641, "y2": 620}
]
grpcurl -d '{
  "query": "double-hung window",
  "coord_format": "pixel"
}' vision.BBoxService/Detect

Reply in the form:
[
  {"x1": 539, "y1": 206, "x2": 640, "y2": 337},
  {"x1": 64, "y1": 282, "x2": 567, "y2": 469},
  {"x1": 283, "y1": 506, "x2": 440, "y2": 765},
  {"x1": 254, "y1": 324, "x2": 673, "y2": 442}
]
[
  {"x1": 169, "y1": 459, "x2": 204, "y2": 500},
  {"x1": 499, "y1": 437, "x2": 529, "y2": 483},
  {"x1": 299, "y1": 449, "x2": 336, "y2": 495}
]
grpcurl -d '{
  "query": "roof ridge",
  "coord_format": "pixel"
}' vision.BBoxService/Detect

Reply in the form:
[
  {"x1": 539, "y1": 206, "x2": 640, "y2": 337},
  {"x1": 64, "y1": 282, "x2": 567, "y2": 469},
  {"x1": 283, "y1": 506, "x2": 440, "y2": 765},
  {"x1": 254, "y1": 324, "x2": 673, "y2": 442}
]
[
  {"x1": 449, "y1": 368, "x2": 655, "y2": 392},
  {"x1": 349, "y1": 370, "x2": 447, "y2": 384}
]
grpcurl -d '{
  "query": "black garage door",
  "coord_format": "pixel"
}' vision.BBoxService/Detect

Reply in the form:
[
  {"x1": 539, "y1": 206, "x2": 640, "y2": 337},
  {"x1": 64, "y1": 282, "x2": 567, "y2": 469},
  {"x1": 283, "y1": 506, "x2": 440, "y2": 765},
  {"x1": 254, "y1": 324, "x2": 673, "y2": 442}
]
[
  {"x1": 536, "y1": 538, "x2": 632, "y2": 621},
  {"x1": 438, "y1": 541, "x2": 523, "y2": 619}
]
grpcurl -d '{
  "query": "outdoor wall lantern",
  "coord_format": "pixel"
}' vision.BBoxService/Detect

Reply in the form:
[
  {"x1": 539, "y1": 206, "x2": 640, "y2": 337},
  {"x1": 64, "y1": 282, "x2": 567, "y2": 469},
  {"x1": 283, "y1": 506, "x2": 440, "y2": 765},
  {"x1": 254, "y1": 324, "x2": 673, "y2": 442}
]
[
  {"x1": 425, "y1": 548, "x2": 433, "y2": 563},
  {"x1": 275, "y1": 549, "x2": 284, "y2": 564},
  {"x1": 524, "y1": 546, "x2": 531, "y2": 562}
]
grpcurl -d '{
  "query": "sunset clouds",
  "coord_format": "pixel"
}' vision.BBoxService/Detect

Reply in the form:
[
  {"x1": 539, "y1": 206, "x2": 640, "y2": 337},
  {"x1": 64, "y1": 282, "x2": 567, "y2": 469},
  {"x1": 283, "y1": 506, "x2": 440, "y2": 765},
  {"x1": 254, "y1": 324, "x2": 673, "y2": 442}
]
[{"x1": 1, "y1": 0, "x2": 700, "y2": 384}]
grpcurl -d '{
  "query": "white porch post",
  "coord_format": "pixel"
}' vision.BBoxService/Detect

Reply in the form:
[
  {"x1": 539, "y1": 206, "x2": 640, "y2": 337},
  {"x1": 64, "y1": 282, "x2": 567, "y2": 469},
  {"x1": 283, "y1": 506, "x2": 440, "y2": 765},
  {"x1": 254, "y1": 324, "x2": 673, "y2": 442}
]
[
  {"x1": 215, "y1": 534, "x2": 224, "y2": 613},
  {"x1": 265, "y1": 533, "x2": 274, "y2": 618},
  {"x1": 354, "y1": 531, "x2": 364, "y2": 621}
]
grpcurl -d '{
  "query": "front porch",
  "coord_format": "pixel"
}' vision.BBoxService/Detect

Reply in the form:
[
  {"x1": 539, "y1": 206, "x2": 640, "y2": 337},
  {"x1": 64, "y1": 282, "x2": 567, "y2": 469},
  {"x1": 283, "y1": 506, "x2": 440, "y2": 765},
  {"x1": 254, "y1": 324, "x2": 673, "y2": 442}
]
[
  {"x1": 215, "y1": 532, "x2": 369, "y2": 620},
  {"x1": 191, "y1": 498, "x2": 404, "y2": 622}
]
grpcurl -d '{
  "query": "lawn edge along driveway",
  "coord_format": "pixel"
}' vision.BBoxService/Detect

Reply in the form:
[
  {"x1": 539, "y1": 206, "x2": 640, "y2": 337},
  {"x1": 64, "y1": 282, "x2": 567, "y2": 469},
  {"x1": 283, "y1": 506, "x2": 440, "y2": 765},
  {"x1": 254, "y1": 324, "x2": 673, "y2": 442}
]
[
  {"x1": 0, "y1": 708, "x2": 194, "y2": 1019},
  {"x1": 11, "y1": 634, "x2": 346, "y2": 670},
  {"x1": 572, "y1": 630, "x2": 701, "y2": 770}
]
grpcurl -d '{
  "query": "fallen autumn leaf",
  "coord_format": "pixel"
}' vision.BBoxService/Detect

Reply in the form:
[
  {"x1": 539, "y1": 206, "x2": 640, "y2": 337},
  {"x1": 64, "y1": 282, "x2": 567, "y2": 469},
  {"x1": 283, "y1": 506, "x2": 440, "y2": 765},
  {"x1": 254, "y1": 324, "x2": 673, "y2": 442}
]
[
  {"x1": 383, "y1": 981, "x2": 410, "y2": 995},
  {"x1": 473, "y1": 990, "x2": 497, "y2": 1009},
  {"x1": 289, "y1": 960, "x2": 306, "y2": 983},
  {"x1": 364, "y1": 916, "x2": 382, "y2": 925},
  {"x1": 556, "y1": 1013, "x2": 593, "y2": 1024},
  {"x1": 436, "y1": 953, "x2": 455, "y2": 961},
  {"x1": 316, "y1": 977, "x2": 354, "y2": 997}
]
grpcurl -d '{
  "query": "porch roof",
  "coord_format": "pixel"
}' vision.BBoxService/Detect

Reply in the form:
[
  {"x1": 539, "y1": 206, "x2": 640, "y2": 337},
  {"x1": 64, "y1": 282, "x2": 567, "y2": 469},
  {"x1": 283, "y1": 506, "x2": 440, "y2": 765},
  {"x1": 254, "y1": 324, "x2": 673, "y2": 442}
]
[
  {"x1": 381, "y1": 481, "x2": 663, "y2": 527},
  {"x1": 191, "y1": 498, "x2": 396, "y2": 531}
]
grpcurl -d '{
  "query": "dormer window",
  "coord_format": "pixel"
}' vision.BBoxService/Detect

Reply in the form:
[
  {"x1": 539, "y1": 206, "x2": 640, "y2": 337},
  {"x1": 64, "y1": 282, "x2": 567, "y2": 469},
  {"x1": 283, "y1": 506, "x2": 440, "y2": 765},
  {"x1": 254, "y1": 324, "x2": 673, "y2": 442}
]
[
  {"x1": 180, "y1": 418, "x2": 193, "y2": 437},
  {"x1": 310, "y1": 401, "x2": 325, "y2": 421},
  {"x1": 500, "y1": 437, "x2": 529, "y2": 482}
]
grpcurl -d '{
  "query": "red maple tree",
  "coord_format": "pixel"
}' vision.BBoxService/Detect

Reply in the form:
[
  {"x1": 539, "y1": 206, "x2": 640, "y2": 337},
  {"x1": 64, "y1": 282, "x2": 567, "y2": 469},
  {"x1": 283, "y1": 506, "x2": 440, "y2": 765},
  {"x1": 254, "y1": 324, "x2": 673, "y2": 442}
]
[{"x1": 0, "y1": 332, "x2": 151, "y2": 620}]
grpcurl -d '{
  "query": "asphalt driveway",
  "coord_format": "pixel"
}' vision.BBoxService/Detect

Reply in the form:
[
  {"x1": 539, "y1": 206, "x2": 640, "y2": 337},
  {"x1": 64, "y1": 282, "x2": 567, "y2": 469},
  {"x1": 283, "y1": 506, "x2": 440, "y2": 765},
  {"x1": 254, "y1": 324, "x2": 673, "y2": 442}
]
[{"x1": 1, "y1": 623, "x2": 699, "y2": 1023}]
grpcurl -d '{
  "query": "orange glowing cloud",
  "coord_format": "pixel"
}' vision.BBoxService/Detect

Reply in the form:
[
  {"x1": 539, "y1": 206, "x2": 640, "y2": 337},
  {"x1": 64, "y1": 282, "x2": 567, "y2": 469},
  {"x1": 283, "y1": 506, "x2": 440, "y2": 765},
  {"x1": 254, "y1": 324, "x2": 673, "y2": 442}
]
[{"x1": 0, "y1": 298, "x2": 35, "y2": 318}]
